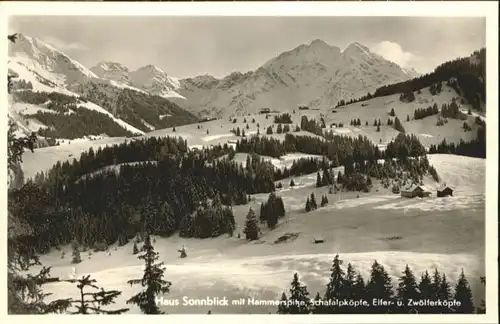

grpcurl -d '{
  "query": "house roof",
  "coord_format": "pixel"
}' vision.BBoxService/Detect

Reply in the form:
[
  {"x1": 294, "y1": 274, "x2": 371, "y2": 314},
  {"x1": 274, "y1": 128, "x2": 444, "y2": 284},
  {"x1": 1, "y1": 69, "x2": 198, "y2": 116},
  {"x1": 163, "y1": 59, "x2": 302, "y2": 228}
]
[
  {"x1": 437, "y1": 185, "x2": 453, "y2": 191},
  {"x1": 402, "y1": 185, "x2": 429, "y2": 192}
]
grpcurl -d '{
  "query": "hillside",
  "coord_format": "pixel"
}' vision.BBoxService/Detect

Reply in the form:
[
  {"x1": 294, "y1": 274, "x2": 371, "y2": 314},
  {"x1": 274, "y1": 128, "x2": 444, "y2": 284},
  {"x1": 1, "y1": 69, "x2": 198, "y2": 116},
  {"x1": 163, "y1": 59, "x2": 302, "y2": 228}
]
[
  {"x1": 175, "y1": 40, "x2": 418, "y2": 118},
  {"x1": 20, "y1": 81, "x2": 485, "y2": 181},
  {"x1": 32, "y1": 153, "x2": 485, "y2": 314},
  {"x1": 337, "y1": 48, "x2": 486, "y2": 113},
  {"x1": 7, "y1": 34, "x2": 199, "y2": 141}
]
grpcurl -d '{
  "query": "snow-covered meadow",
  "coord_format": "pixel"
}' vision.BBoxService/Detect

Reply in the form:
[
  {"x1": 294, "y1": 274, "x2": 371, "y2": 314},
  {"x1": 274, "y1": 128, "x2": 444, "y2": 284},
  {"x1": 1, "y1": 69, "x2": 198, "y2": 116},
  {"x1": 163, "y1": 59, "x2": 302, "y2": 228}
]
[{"x1": 30, "y1": 154, "x2": 486, "y2": 314}]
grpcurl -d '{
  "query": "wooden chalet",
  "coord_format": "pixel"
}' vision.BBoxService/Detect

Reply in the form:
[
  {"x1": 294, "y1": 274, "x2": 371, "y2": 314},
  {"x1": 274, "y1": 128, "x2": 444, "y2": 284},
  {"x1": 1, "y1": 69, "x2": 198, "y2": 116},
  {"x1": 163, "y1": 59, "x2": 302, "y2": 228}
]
[
  {"x1": 400, "y1": 185, "x2": 431, "y2": 198},
  {"x1": 437, "y1": 185, "x2": 454, "y2": 197}
]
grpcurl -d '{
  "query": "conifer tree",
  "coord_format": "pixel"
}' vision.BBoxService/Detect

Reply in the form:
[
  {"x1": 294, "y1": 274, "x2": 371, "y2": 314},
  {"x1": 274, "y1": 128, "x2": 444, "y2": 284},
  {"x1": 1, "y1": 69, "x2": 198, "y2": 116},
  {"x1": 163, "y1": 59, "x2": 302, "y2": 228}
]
[
  {"x1": 243, "y1": 208, "x2": 259, "y2": 241},
  {"x1": 320, "y1": 195, "x2": 327, "y2": 207},
  {"x1": 311, "y1": 292, "x2": 324, "y2": 314},
  {"x1": 453, "y1": 270, "x2": 474, "y2": 313},
  {"x1": 310, "y1": 193, "x2": 318, "y2": 210},
  {"x1": 366, "y1": 261, "x2": 394, "y2": 313},
  {"x1": 418, "y1": 270, "x2": 433, "y2": 313},
  {"x1": 353, "y1": 272, "x2": 366, "y2": 301},
  {"x1": 437, "y1": 273, "x2": 452, "y2": 313},
  {"x1": 394, "y1": 117, "x2": 405, "y2": 133},
  {"x1": 324, "y1": 255, "x2": 346, "y2": 313},
  {"x1": 71, "y1": 241, "x2": 81, "y2": 264},
  {"x1": 477, "y1": 276, "x2": 486, "y2": 314},
  {"x1": 290, "y1": 179, "x2": 295, "y2": 187},
  {"x1": 64, "y1": 275, "x2": 129, "y2": 314},
  {"x1": 396, "y1": 265, "x2": 420, "y2": 313},
  {"x1": 277, "y1": 292, "x2": 289, "y2": 314},
  {"x1": 133, "y1": 242, "x2": 139, "y2": 255},
  {"x1": 431, "y1": 268, "x2": 441, "y2": 299},
  {"x1": 316, "y1": 172, "x2": 322, "y2": 187},
  {"x1": 305, "y1": 197, "x2": 311, "y2": 212},
  {"x1": 343, "y1": 263, "x2": 358, "y2": 313},
  {"x1": 288, "y1": 273, "x2": 312, "y2": 314},
  {"x1": 127, "y1": 233, "x2": 171, "y2": 314}
]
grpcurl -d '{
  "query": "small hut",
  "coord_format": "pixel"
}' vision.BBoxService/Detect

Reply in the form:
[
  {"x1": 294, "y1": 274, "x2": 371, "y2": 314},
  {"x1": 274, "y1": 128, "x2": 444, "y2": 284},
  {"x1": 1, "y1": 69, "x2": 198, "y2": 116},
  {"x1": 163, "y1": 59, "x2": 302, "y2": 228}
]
[
  {"x1": 313, "y1": 237, "x2": 325, "y2": 244},
  {"x1": 401, "y1": 185, "x2": 431, "y2": 198},
  {"x1": 437, "y1": 185, "x2": 454, "y2": 197}
]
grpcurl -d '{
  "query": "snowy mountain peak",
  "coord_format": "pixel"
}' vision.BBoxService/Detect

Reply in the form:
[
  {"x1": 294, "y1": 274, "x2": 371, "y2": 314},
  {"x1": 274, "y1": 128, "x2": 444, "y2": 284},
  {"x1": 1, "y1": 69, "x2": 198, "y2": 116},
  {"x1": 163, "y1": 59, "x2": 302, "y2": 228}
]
[
  {"x1": 91, "y1": 62, "x2": 131, "y2": 84},
  {"x1": 137, "y1": 64, "x2": 165, "y2": 74},
  {"x1": 90, "y1": 61, "x2": 184, "y2": 99},
  {"x1": 309, "y1": 39, "x2": 330, "y2": 48},
  {"x1": 92, "y1": 61, "x2": 129, "y2": 73},
  {"x1": 343, "y1": 42, "x2": 373, "y2": 58},
  {"x1": 9, "y1": 33, "x2": 98, "y2": 89}
]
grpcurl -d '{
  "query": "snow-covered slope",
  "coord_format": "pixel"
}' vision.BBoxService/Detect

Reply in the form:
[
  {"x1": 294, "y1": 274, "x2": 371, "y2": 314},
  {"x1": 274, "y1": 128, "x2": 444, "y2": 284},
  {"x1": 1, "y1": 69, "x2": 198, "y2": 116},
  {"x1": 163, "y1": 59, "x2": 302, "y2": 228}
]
[
  {"x1": 9, "y1": 34, "x2": 98, "y2": 88},
  {"x1": 34, "y1": 153, "x2": 485, "y2": 314},
  {"x1": 91, "y1": 62, "x2": 185, "y2": 100},
  {"x1": 8, "y1": 34, "x2": 197, "y2": 139},
  {"x1": 177, "y1": 40, "x2": 418, "y2": 118}
]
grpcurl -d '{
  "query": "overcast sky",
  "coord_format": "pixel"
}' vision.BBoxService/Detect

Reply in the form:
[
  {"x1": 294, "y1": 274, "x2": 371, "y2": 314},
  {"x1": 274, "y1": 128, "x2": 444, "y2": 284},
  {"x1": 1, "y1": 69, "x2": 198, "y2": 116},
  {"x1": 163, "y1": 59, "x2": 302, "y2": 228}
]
[{"x1": 9, "y1": 16, "x2": 485, "y2": 79}]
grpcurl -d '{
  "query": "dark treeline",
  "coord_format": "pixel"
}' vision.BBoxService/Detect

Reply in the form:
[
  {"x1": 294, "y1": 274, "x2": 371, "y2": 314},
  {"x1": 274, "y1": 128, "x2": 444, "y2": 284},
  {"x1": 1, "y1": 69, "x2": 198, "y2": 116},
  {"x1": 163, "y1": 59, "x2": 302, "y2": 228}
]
[
  {"x1": 441, "y1": 99, "x2": 467, "y2": 120},
  {"x1": 241, "y1": 133, "x2": 438, "y2": 191},
  {"x1": 336, "y1": 48, "x2": 485, "y2": 111},
  {"x1": 29, "y1": 109, "x2": 136, "y2": 139},
  {"x1": 274, "y1": 113, "x2": 293, "y2": 124},
  {"x1": 429, "y1": 137, "x2": 486, "y2": 158},
  {"x1": 278, "y1": 255, "x2": 482, "y2": 314},
  {"x1": 259, "y1": 192, "x2": 286, "y2": 229},
  {"x1": 11, "y1": 79, "x2": 34, "y2": 91},
  {"x1": 11, "y1": 138, "x2": 278, "y2": 254},
  {"x1": 414, "y1": 103, "x2": 440, "y2": 120},
  {"x1": 300, "y1": 116, "x2": 325, "y2": 136},
  {"x1": 399, "y1": 90, "x2": 416, "y2": 103},
  {"x1": 13, "y1": 90, "x2": 79, "y2": 106},
  {"x1": 274, "y1": 157, "x2": 330, "y2": 181},
  {"x1": 429, "y1": 116, "x2": 486, "y2": 158},
  {"x1": 237, "y1": 133, "x2": 384, "y2": 165}
]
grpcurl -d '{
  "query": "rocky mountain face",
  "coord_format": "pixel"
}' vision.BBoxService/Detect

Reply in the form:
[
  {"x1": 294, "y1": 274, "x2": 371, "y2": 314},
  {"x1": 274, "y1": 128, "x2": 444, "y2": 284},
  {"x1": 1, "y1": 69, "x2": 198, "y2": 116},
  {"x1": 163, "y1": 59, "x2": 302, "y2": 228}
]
[
  {"x1": 175, "y1": 40, "x2": 419, "y2": 118},
  {"x1": 91, "y1": 63, "x2": 185, "y2": 99}
]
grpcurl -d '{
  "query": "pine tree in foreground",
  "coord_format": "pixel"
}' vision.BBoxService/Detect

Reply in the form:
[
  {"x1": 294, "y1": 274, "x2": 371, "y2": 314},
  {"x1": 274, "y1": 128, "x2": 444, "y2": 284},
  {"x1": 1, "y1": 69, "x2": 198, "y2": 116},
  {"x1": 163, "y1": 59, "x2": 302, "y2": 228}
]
[
  {"x1": 127, "y1": 233, "x2": 171, "y2": 314},
  {"x1": 310, "y1": 292, "x2": 324, "y2": 314},
  {"x1": 453, "y1": 270, "x2": 474, "y2": 313},
  {"x1": 396, "y1": 265, "x2": 420, "y2": 313},
  {"x1": 63, "y1": 275, "x2": 129, "y2": 314},
  {"x1": 477, "y1": 276, "x2": 486, "y2": 314},
  {"x1": 277, "y1": 292, "x2": 289, "y2": 314},
  {"x1": 437, "y1": 273, "x2": 453, "y2": 313},
  {"x1": 418, "y1": 270, "x2": 434, "y2": 313},
  {"x1": 324, "y1": 254, "x2": 346, "y2": 313},
  {"x1": 366, "y1": 261, "x2": 394, "y2": 313},
  {"x1": 287, "y1": 273, "x2": 311, "y2": 314}
]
